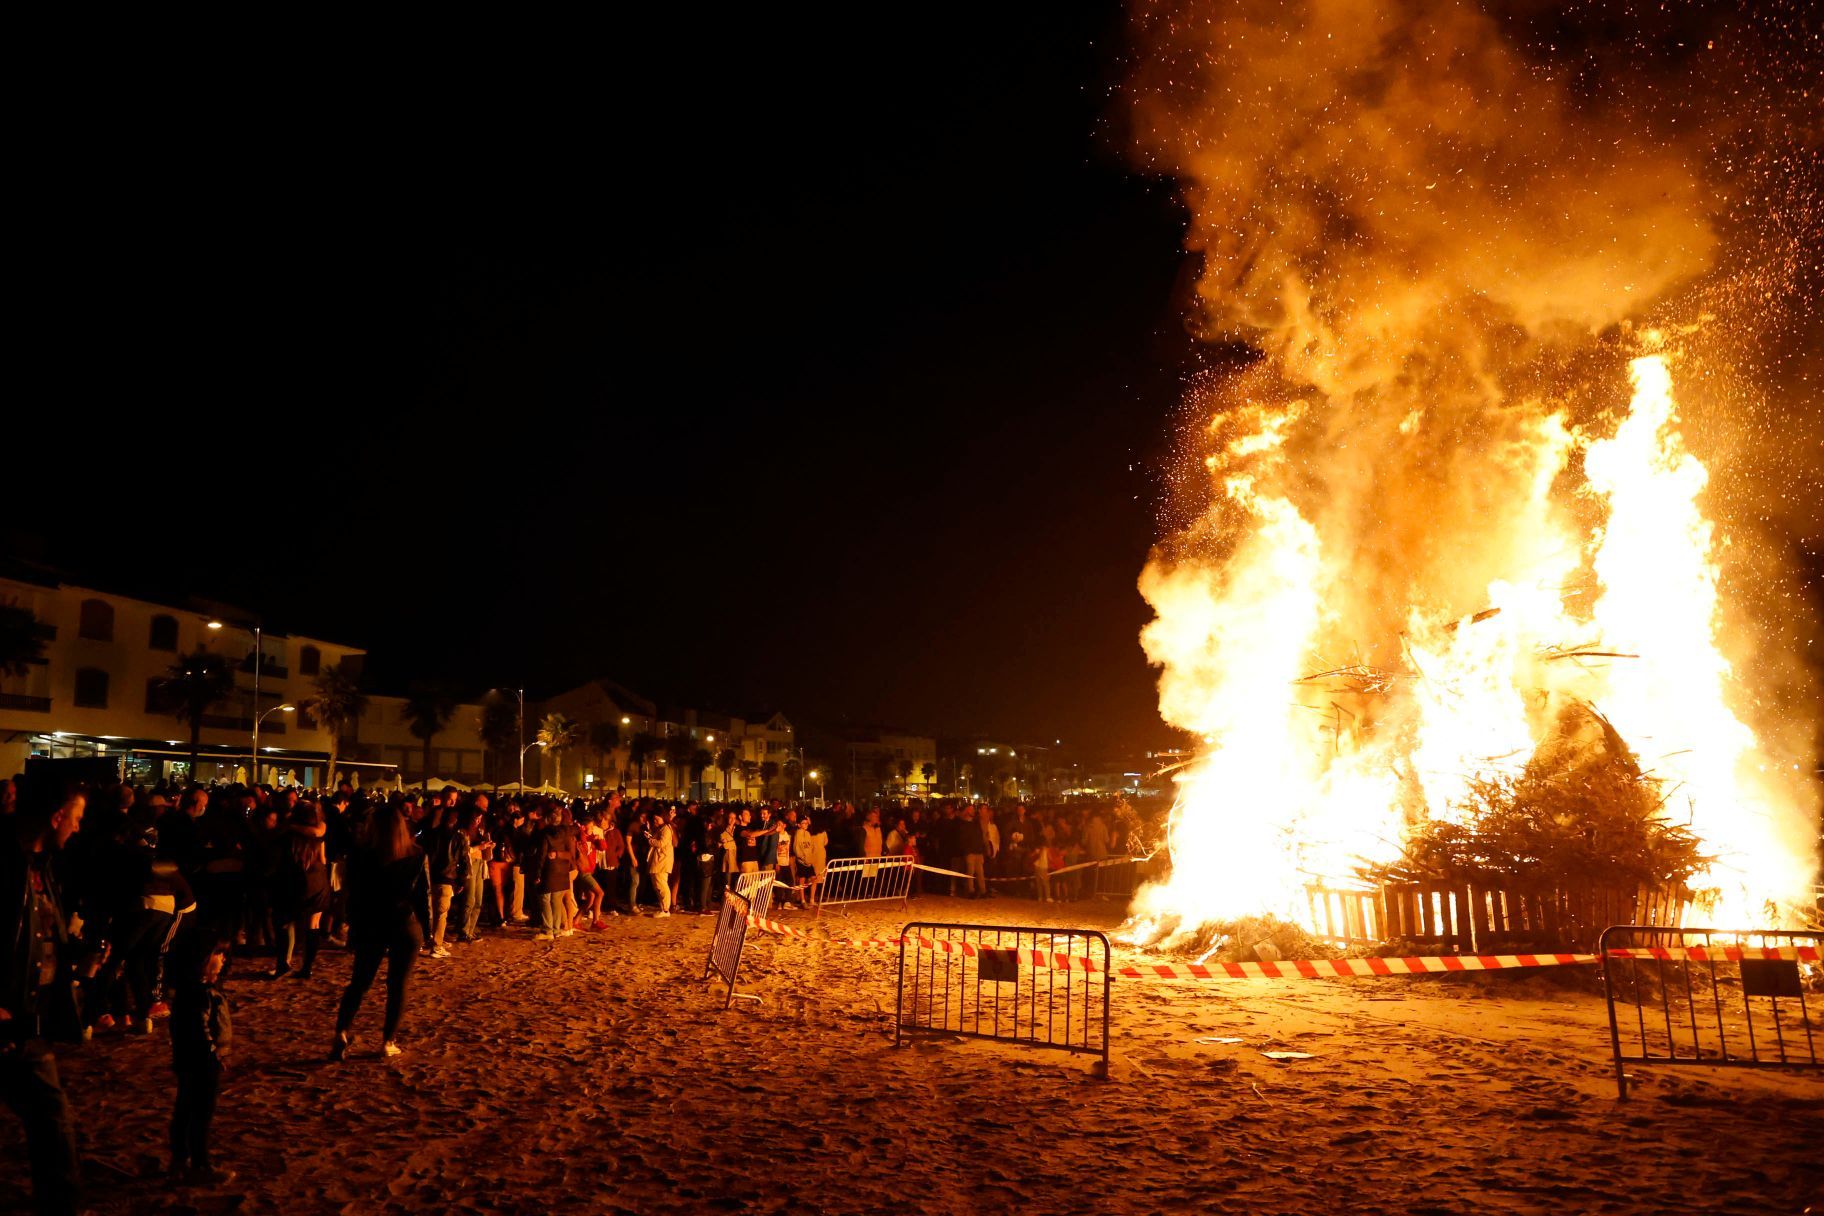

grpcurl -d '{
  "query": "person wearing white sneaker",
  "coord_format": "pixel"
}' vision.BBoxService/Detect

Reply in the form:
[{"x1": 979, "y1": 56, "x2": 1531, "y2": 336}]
[
  {"x1": 531, "y1": 804, "x2": 577, "y2": 939},
  {"x1": 643, "y1": 815, "x2": 675, "y2": 917},
  {"x1": 330, "y1": 805, "x2": 429, "y2": 1063}
]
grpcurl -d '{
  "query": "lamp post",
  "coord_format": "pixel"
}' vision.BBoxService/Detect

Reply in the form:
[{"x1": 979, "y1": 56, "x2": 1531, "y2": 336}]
[
  {"x1": 517, "y1": 688, "x2": 527, "y2": 791},
  {"x1": 208, "y1": 617, "x2": 268, "y2": 784},
  {"x1": 702, "y1": 734, "x2": 714, "y2": 803},
  {"x1": 809, "y1": 769, "x2": 823, "y2": 806},
  {"x1": 619, "y1": 716, "x2": 632, "y2": 791},
  {"x1": 253, "y1": 704, "x2": 295, "y2": 783},
  {"x1": 519, "y1": 739, "x2": 545, "y2": 792}
]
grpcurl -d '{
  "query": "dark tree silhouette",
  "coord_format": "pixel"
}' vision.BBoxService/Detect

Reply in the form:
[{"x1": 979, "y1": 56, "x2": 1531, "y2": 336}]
[{"x1": 154, "y1": 651, "x2": 237, "y2": 779}]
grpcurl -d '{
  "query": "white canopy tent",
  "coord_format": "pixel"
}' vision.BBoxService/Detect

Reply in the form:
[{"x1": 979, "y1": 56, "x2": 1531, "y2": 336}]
[{"x1": 477, "y1": 781, "x2": 570, "y2": 798}]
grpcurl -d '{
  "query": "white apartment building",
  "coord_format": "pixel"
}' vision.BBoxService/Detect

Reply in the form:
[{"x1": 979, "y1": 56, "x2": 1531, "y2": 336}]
[{"x1": 0, "y1": 572, "x2": 365, "y2": 786}]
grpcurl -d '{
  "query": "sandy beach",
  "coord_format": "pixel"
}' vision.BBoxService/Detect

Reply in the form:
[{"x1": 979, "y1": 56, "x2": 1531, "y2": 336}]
[{"x1": 5, "y1": 894, "x2": 1819, "y2": 1215}]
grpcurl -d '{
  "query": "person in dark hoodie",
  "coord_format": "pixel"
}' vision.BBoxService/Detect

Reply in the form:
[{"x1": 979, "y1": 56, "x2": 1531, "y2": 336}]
[
  {"x1": 329, "y1": 804, "x2": 431, "y2": 1061},
  {"x1": 167, "y1": 927, "x2": 234, "y2": 1187},
  {"x1": 0, "y1": 775, "x2": 86, "y2": 1216},
  {"x1": 270, "y1": 802, "x2": 329, "y2": 980}
]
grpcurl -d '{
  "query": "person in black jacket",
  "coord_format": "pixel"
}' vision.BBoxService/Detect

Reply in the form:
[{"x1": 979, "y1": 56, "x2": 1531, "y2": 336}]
[
  {"x1": 0, "y1": 776, "x2": 86, "y2": 1216},
  {"x1": 330, "y1": 805, "x2": 431, "y2": 1061},
  {"x1": 957, "y1": 804, "x2": 988, "y2": 899},
  {"x1": 271, "y1": 803, "x2": 329, "y2": 980},
  {"x1": 421, "y1": 805, "x2": 466, "y2": 960},
  {"x1": 167, "y1": 928, "x2": 233, "y2": 1186}
]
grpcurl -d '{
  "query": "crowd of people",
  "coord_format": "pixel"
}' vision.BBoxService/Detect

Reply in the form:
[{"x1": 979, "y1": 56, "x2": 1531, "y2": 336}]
[{"x1": 0, "y1": 768, "x2": 1142, "y2": 1213}]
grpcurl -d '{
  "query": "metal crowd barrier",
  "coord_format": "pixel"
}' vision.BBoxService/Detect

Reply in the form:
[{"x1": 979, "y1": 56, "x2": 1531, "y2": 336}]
[
  {"x1": 817, "y1": 854, "x2": 915, "y2": 916},
  {"x1": 1600, "y1": 924, "x2": 1822, "y2": 1100},
  {"x1": 895, "y1": 921, "x2": 1111, "y2": 1075},
  {"x1": 702, "y1": 888, "x2": 757, "y2": 1009},
  {"x1": 1091, "y1": 856, "x2": 1142, "y2": 899},
  {"x1": 735, "y1": 870, "x2": 776, "y2": 923}
]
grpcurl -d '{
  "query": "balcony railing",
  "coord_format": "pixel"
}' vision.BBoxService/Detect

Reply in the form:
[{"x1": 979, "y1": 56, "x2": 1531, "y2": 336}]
[{"x1": 0, "y1": 693, "x2": 51, "y2": 713}]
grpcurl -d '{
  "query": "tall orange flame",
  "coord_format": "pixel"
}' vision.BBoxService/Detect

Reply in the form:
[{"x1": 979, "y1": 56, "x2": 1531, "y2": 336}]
[{"x1": 1137, "y1": 353, "x2": 1818, "y2": 938}]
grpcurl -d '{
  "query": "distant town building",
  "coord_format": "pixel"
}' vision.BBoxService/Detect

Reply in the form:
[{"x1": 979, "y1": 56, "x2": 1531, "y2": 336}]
[
  {"x1": 337, "y1": 693, "x2": 491, "y2": 789},
  {"x1": 841, "y1": 729, "x2": 939, "y2": 798},
  {"x1": 0, "y1": 571, "x2": 1099, "y2": 801},
  {"x1": 539, "y1": 680, "x2": 802, "y2": 801},
  {"x1": 0, "y1": 571, "x2": 365, "y2": 786}
]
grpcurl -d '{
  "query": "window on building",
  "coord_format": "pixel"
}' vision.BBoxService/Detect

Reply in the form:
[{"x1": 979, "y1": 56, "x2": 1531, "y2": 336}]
[
  {"x1": 148, "y1": 614, "x2": 178, "y2": 651},
  {"x1": 74, "y1": 667, "x2": 109, "y2": 709},
  {"x1": 299, "y1": 644, "x2": 321, "y2": 676},
  {"x1": 78, "y1": 598, "x2": 114, "y2": 642}
]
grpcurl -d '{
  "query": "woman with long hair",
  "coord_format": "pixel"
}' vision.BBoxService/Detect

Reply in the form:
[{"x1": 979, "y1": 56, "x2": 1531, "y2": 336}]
[{"x1": 329, "y1": 804, "x2": 431, "y2": 1060}]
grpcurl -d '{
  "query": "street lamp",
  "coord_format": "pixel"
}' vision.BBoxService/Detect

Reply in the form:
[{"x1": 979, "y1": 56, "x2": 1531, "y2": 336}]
[
  {"x1": 209, "y1": 617, "x2": 270, "y2": 785},
  {"x1": 809, "y1": 769, "x2": 823, "y2": 806},
  {"x1": 252, "y1": 704, "x2": 294, "y2": 784},
  {"x1": 519, "y1": 739, "x2": 545, "y2": 792}
]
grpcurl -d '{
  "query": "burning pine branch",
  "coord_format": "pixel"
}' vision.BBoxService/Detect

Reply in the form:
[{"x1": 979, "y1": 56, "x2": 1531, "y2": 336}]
[{"x1": 1359, "y1": 704, "x2": 1715, "y2": 898}]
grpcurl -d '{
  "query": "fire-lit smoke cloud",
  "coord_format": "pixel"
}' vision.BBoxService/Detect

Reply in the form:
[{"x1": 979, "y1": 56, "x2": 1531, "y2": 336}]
[
  {"x1": 1128, "y1": 0, "x2": 1717, "y2": 385},
  {"x1": 1124, "y1": 0, "x2": 1821, "y2": 934},
  {"x1": 1129, "y1": 0, "x2": 1723, "y2": 648}
]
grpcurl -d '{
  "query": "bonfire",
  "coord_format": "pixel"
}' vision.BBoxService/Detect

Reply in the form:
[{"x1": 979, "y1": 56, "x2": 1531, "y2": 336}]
[{"x1": 1118, "y1": 1, "x2": 1821, "y2": 951}]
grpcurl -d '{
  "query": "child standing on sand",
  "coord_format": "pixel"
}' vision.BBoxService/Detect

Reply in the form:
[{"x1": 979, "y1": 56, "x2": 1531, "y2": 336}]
[{"x1": 168, "y1": 929, "x2": 235, "y2": 1186}]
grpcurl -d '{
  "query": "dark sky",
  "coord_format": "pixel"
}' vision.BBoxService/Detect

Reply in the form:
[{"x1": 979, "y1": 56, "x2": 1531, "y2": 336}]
[
  {"x1": 12, "y1": 7, "x2": 1200, "y2": 754},
  {"x1": 17, "y1": 4, "x2": 1814, "y2": 757}
]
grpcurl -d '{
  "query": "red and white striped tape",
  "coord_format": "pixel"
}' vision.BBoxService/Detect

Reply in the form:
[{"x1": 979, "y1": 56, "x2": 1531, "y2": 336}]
[
  {"x1": 1605, "y1": 945, "x2": 1820, "y2": 963},
  {"x1": 746, "y1": 914, "x2": 903, "y2": 951},
  {"x1": 1113, "y1": 953, "x2": 1596, "y2": 980},
  {"x1": 743, "y1": 915, "x2": 1600, "y2": 979}
]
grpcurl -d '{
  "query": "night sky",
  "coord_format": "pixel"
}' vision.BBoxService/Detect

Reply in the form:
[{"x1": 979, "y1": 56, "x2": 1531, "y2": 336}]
[
  {"x1": 11, "y1": 4, "x2": 1819, "y2": 756},
  {"x1": 11, "y1": 7, "x2": 1201, "y2": 754}
]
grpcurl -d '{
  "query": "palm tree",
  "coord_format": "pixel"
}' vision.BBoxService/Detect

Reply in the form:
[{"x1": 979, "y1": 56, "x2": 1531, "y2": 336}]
[
  {"x1": 301, "y1": 662, "x2": 368, "y2": 790},
  {"x1": 873, "y1": 754, "x2": 896, "y2": 795},
  {"x1": 401, "y1": 683, "x2": 457, "y2": 786},
  {"x1": 664, "y1": 734, "x2": 695, "y2": 797},
  {"x1": 759, "y1": 759, "x2": 780, "y2": 798},
  {"x1": 537, "y1": 712, "x2": 581, "y2": 791},
  {"x1": 715, "y1": 747, "x2": 736, "y2": 800},
  {"x1": 588, "y1": 720, "x2": 623, "y2": 791},
  {"x1": 153, "y1": 651, "x2": 237, "y2": 780},
  {"x1": 0, "y1": 603, "x2": 47, "y2": 679},
  {"x1": 895, "y1": 758, "x2": 913, "y2": 789},
  {"x1": 689, "y1": 748, "x2": 714, "y2": 801},
  {"x1": 738, "y1": 759, "x2": 760, "y2": 797},
  {"x1": 629, "y1": 731, "x2": 663, "y2": 795},
  {"x1": 478, "y1": 690, "x2": 520, "y2": 785},
  {"x1": 783, "y1": 755, "x2": 802, "y2": 797},
  {"x1": 920, "y1": 760, "x2": 936, "y2": 790}
]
